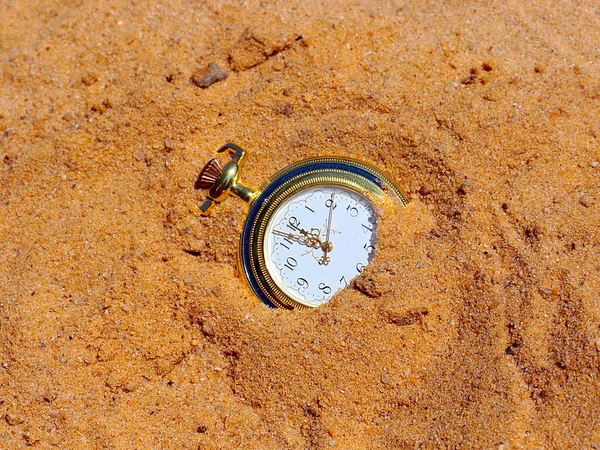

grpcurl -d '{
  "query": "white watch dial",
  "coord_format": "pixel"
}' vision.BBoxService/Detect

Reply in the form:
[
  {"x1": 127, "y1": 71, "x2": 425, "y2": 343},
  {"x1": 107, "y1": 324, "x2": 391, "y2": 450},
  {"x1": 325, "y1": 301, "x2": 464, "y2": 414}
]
[{"x1": 264, "y1": 186, "x2": 377, "y2": 307}]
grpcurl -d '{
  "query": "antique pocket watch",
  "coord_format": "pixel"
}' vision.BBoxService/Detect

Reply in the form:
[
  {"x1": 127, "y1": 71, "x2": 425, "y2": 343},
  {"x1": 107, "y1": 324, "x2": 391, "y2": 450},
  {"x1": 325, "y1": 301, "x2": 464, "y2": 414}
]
[{"x1": 196, "y1": 143, "x2": 410, "y2": 309}]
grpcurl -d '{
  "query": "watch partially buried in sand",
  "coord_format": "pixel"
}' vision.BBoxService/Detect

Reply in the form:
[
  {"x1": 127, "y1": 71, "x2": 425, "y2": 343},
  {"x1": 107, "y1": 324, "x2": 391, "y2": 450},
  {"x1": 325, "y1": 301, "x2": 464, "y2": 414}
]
[{"x1": 196, "y1": 144, "x2": 410, "y2": 309}]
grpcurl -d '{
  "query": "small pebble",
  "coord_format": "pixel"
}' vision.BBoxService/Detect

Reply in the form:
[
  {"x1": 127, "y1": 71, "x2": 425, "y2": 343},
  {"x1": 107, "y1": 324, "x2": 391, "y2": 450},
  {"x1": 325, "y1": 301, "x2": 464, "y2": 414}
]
[
  {"x1": 123, "y1": 382, "x2": 138, "y2": 393},
  {"x1": 43, "y1": 392, "x2": 57, "y2": 402},
  {"x1": 62, "y1": 112, "x2": 75, "y2": 122},
  {"x1": 185, "y1": 238, "x2": 206, "y2": 252},
  {"x1": 328, "y1": 440, "x2": 337, "y2": 447},
  {"x1": 191, "y1": 63, "x2": 228, "y2": 88},
  {"x1": 579, "y1": 196, "x2": 591, "y2": 207},
  {"x1": 197, "y1": 424, "x2": 208, "y2": 433},
  {"x1": 281, "y1": 103, "x2": 293, "y2": 117},
  {"x1": 595, "y1": 338, "x2": 600, "y2": 352},
  {"x1": 133, "y1": 151, "x2": 145, "y2": 160},
  {"x1": 457, "y1": 182, "x2": 470, "y2": 195},
  {"x1": 591, "y1": 161, "x2": 599, "y2": 168},
  {"x1": 59, "y1": 356, "x2": 67, "y2": 363},
  {"x1": 191, "y1": 339, "x2": 199, "y2": 347},
  {"x1": 81, "y1": 72, "x2": 98, "y2": 86},
  {"x1": 164, "y1": 138, "x2": 175, "y2": 151},
  {"x1": 418, "y1": 185, "x2": 432, "y2": 196},
  {"x1": 427, "y1": 204, "x2": 435, "y2": 211},
  {"x1": 23, "y1": 429, "x2": 41, "y2": 446},
  {"x1": 202, "y1": 319, "x2": 216, "y2": 337},
  {"x1": 5, "y1": 412, "x2": 23, "y2": 425},
  {"x1": 381, "y1": 374, "x2": 391, "y2": 384}
]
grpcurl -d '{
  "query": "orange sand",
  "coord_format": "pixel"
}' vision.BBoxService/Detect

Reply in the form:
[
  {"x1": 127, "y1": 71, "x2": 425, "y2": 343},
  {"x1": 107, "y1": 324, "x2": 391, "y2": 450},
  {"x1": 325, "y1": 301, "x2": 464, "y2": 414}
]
[{"x1": 1, "y1": 0, "x2": 599, "y2": 448}]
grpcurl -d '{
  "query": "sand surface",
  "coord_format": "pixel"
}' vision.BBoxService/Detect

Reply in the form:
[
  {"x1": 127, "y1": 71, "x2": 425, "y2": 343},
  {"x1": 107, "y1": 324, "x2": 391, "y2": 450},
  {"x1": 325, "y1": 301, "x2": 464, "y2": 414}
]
[{"x1": 1, "y1": 0, "x2": 600, "y2": 448}]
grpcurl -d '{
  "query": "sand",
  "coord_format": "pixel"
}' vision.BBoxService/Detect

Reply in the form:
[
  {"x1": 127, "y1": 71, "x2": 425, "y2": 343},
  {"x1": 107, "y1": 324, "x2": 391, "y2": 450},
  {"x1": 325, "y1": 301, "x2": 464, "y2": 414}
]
[{"x1": 1, "y1": 0, "x2": 599, "y2": 448}]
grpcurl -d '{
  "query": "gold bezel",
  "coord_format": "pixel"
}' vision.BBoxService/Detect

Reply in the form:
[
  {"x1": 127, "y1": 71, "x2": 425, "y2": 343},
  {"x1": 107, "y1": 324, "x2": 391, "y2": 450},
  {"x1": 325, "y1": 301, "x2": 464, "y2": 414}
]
[{"x1": 238, "y1": 157, "x2": 409, "y2": 309}]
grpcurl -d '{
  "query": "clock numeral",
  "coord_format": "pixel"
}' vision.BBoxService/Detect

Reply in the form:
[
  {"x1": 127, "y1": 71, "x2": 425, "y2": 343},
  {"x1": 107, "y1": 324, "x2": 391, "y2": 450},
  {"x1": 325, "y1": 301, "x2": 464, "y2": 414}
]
[
  {"x1": 304, "y1": 205, "x2": 315, "y2": 213},
  {"x1": 361, "y1": 223, "x2": 373, "y2": 233},
  {"x1": 363, "y1": 243, "x2": 375, "y2": 253},
  {"x1": 287, "y1": 216, "x2": 300, "y2": 231},
  {"x1": 346, "y1": 204, "x2": 359, "y2": 217},
  {"x1": 280, "y1": 237, "x2": 294, "y2": 250},
  {"x1": 340, "y1": 276, "x2": 348, "y2": 286},
  {"x1": 356, "y1": 262, "x2": 365, "y2": 273},
  {"x1": 318, "y1": 283, "x2": 332, "y2": 295},
  {"x1": 325, "y1": 198, "x2": 337, "y2": 210},
  {"x1": 284, "y1": 257, "x2": 297, "y2": 271},
  {"x1": 297, "y1": 278, "x2": 309, "y2": 288}
]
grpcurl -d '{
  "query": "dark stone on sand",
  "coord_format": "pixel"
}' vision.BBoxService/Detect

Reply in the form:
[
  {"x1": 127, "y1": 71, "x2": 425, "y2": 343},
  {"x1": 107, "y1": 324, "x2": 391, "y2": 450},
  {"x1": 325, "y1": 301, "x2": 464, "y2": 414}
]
[{"x1": 191, "y1": 63, "x2": 229, "y2": 88}]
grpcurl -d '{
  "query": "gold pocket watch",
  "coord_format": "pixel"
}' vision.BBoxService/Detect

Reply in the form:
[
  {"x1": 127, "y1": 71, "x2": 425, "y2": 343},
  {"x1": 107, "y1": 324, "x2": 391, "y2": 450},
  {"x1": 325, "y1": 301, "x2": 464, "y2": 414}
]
[{"x1": 196, "y1": 143, "x2": 410, "y2": 309}]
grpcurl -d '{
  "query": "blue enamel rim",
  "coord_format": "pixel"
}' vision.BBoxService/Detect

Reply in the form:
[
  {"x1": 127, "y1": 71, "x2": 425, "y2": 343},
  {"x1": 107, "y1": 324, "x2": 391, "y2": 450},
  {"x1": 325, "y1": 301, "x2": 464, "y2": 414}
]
[{"x1": 240, "y1": 159, "x2": 402, "y2": 308}]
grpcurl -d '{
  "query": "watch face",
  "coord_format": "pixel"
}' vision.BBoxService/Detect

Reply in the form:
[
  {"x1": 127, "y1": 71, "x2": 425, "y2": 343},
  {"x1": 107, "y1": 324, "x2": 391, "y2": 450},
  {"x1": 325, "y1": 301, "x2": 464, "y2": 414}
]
[{"x1": 264, "y1": 185, "x2": 377, "y2": 307}]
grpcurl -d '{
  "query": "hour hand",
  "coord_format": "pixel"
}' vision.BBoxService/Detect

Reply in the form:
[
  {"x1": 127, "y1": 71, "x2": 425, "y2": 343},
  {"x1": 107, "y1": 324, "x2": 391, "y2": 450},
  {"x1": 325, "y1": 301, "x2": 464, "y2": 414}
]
[{"x1": 272, "y1": 229, "x2": 322, "y2": 249}]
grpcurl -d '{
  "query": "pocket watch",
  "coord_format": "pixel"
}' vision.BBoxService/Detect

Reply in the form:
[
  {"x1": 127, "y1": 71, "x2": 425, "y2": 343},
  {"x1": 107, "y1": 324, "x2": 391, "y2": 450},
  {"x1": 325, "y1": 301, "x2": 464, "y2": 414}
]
[{"x1": 196, "y1": 143, "x2": 410, "y2": 310}]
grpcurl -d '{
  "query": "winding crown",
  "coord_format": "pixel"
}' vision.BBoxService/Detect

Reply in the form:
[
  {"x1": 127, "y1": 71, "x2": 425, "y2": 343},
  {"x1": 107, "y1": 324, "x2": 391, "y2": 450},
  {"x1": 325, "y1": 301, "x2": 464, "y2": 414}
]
[
  {"x1": 196, "y1": 143, "x2": 256, "y2": 215},
  {"x1": 195, "y1": 158, "x2": 224, "y2": 189}
]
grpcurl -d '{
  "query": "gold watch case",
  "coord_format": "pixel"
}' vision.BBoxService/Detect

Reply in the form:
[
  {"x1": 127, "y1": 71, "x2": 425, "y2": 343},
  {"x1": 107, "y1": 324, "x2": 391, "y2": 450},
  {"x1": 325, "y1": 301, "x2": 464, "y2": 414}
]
[{"x1": 196, "y1": 144, "x2": 410, "y2": 309}]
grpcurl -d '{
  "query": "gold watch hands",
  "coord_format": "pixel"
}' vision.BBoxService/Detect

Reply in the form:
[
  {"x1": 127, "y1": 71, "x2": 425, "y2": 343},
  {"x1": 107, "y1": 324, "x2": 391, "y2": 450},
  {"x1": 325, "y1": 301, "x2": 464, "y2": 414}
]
[
  {"x1": 272, "y1": 228, "x2": 322, "y2": 249},
  {"x1": 318, "y1": 192, "x2": 335, "y2": 266},
  {"x1": 273, "y1": 195, "x2": 337, "y2": 265}
]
